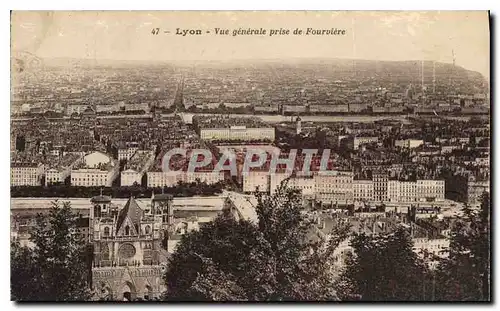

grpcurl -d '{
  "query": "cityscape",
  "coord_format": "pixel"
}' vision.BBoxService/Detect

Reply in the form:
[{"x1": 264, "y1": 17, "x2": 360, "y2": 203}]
[{"x1": 10, "y1": 11, "x2": 490, "y2": 303}]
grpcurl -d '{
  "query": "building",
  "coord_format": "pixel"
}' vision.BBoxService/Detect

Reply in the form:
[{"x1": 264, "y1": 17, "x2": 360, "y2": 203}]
[
  {"x1": 353, "y1": 180, "x2": 374, "y2": 201},
  {"x1": 467, "y1": 180, "x2": 490, "y2": 205},
  {"x1": 373, "y1": 172, "x2": 388, "y2": 202},
  {"x1": 309, "y1": 104, "x2": 349, "y2": 113},
  {"x1": 118, "y1": 143, "x2": 140, "y2": 161},
  {"x1": 283, "y1": 105, "x2": 307, "y2": 114},
  {"x1": 90, "y1": 194, "x2": 171, "y2": 301},
  {"x1": 194, "y1": 116, "x2": 275, "y2": 142},
  {"x1": 147, "y1": 171, "x2": 180, "y2": 188},
  {"x1": 388, "y1": 181, "x2": 417, "y2": 202},
  {"x1": 96, "y1": 104, "x2": 119, "y2": 114},
  {"x1": 270, "y1": 173, "x2": 315, "y2": 198},
  {"x1": 223, "y1": 102, "x2": 251, "y2": 109},
  {"x1": 11, "y1": 162, "x2": 44, "y2": 186},
  {"x1": 66, "y1": 104, "x2": 90, "y2": 115},
  {"x1": 120, "y1": 150, "x2": 155, "y2": 186},
  {"x1": 147, "y1": 171, "x2": 225, "y2": 188},
  {"x1": 199, "y1": 126, "x2": 275, "y2": 142},
  {"x1": 416, "y1": 180, "x2": 446, "y2": 202},
  {"x1": 71, "y1": 151, "x2": 119, "y2": 187},
  {"x1": 387, "y1": 180, "x2": 401, "y2": 203},
  {"x1": 11, "y1": 202, "x2": 90, "y2": 248},
  {"x1": 348, "y1": 103, "x2": 368, "y2": 113},
  {"x1": 388, "y1": 180, "x2": 445, "y2": 203},
  {"x1": 254, "y1": 105, "x2": 279, "y2": 113},
  {"x1": 395, "y1": 139, "x2": 424, "y2": 149},
  {"x1": 346, "y1": 136, "x2": 379, "y2": 150},
  {"x1": 314, "y1": 171, "x2": 354, "y2": 204},
  {"x1": 243, "y1": 171, "x2": 269, "y2": 193},
  {"x1": 45, "y1": 152, "x2": 85, "y2": 185},
  {"x1": 441, "y1": 145, "x2": 461, "y2": 154}
]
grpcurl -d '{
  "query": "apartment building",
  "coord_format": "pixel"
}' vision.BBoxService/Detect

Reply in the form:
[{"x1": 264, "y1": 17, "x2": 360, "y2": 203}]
[
  {"x1": 395, "y1": 139, "x2": 424, "y2": 149},
  {"x1": 120, "y1": 150, "x2": 155, "y2": 186},
  {"x1": 45, "y1": 152, "x2": 85, "y2": 185},
  {"x1": 467, "y1": 180, "x2": 490, "y2": 205},
  {"x1": 199, "y1": 127, "x2": 275, "y2": 142},
  {"x1": 11, "y1": 162, "x2": 45, "y2": 186},
  {"x1": 353, "y1": 180, "x2": 374, "y2": 201},
  {"x1": 243, "y1": 171, "x2": 269, "y2": 193},
  {"x1": 118, "y1": 143, "x2": 140, "y2": 161},
  {"x1": 373, "y1": 172, "x2": 389, "y2": 202},
  {"x1": 315, "y1": 171, "x2": 354, "y2": 204},
  {"x1": 71, "y1": 151, "x2": 119, "y2": 187},
  {"x1": 270, "y1": 173, "x2": 315, "y2": 197},
  {"x1": 388, "y1": 180, "x2": 445, "y2": 203}
]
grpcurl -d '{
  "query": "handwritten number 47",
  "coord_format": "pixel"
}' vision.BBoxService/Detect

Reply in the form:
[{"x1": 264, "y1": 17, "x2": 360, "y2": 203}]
[{"x1": 151, "y1": 28, "x2": 160, "y2": 35}]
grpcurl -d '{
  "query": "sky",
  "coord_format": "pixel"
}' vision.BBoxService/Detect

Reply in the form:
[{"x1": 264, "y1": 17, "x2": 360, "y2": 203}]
[{"x1": 11, "y1": 11, "x2": 490, "y2": 78}]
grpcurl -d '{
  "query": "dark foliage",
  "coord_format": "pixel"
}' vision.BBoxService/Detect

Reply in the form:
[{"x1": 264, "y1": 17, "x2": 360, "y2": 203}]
[
  {"x1": 165, "y1": 182, "x2": 349, "y2": 301},
  {"x1": 434, "y1": 192, "x2": 490, "y2": 301},
  {"x1": 11, "y1": 180, "x2": 227, "y2": 198},
  {"x1": 11, "y1": 201, "x2": 91, "y2": 301},
  {"x1": 336, "y1": 228, "x2": 430, "y2": 301}
]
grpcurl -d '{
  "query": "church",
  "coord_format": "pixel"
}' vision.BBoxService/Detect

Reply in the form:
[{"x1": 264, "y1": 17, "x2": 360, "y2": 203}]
[{"x1": 90, "y1": 193, "x2": 173, "y2": 301}]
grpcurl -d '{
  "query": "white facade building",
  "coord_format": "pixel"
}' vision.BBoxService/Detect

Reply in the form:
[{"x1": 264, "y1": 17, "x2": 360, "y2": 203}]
[
  {"x1": 315, "y1": 171, "x2": 354, "y2": 203},
  {"x1": 270, "y1": 173, "x2": 315, "y2": 197},
  {"x1": 45, "y1": 153, "x2": 85, "y2": 185},
  {"x1": 11, "y1": 163, "x2": 45, "y2": 186},
  {"x1": 70, "y1": 151, "x2": 119, "y2": 187},
  {"x1": 395, "y1": 139, "x2": 424, "y2": 149},
  {"x1": 388, "y1": 180, "x2": 445, "y2": 203},
  {"x1": 353, "y1": 180, "x2": 374, "y2": 201},
  {"x1": 416, "y1": 180, "x2": 445, "y2": 202},
  {"x1": 243, "y1": 171, "x2": 269, "y2": 193},
  {"x1": 120, "y1": 150, "x2": 155, "y2": 186},
  {"x1": 118, "y1": 146, "x2": 139, "y2": 161},
  {"x1": 352, "y1": 136, "x2": 379, "y2": 150},
  {"x1": 199, "y1": 126, "x2": 275, "y2": 142}
]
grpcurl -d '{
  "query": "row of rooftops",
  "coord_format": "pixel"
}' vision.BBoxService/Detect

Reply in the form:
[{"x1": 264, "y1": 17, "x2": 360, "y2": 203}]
[
  {"x1": 124, "y1": 150, "x2": 155, "y2": 172},
  {"x1": 46, "y1": 152, "x2": 84, "y2": 170}
]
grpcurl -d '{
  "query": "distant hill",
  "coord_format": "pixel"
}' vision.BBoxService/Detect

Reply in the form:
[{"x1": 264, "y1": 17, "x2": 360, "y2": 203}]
[{"x1": 39, "y1": 57, "x2": 488, "y2": 90}]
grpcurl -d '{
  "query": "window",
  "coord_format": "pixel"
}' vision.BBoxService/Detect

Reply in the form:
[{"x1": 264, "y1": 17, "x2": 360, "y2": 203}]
[
  {"x1": 118, "y1": 243, "x2": 136, "y2": 259},
  {"x1": 104, "y1": 226, "x2": 110, "y2": 237},
  {"x1": 125, "y1": 225, "x2": 130, "y2": 235},
  {"x1": 145, "y1": 225, "x2": 151, "y2": 234}
]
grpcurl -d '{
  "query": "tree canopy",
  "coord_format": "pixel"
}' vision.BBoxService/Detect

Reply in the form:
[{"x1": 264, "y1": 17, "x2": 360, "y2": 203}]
[
  {"x1": 11, "y1": 201, "x2": 92, "y2": 301},
  {"x1": 164, "y1": 182, "x2": 349, "y2": 301},
  {"x1": 336, "y1": 228, "x2": 430, "y2": 301},
  {"x1": 433, "y1": 192, "x2": 490, "y2": 301}
]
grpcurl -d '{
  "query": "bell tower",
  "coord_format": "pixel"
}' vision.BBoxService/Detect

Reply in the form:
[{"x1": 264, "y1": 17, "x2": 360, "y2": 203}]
[
  {"x1": 151, "y1": 193, "x2": 174, "y2": 225},
  {"x1": 90, "y1": 189, "x2": 112, "y2": 221}
]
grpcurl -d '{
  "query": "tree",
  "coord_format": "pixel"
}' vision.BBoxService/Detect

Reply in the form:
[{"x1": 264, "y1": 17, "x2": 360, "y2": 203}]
[
  {"x1": 336, "y1": 228, "x2": 430, "y2": 301},
  {"x1": 11, "y1": 201, "x2": 92, "y2": 301},
  {"x1": 164, "y1": 182, "x2": 349, "y2": 301},
  {"x1": 434, "y1": 192, "x2": 490, "y2": 301}
]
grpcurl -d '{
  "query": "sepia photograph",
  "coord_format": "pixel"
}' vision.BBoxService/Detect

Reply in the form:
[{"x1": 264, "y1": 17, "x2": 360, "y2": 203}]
[{"x1": 9, "y1": 11, "x2": 491, "y2": 302}]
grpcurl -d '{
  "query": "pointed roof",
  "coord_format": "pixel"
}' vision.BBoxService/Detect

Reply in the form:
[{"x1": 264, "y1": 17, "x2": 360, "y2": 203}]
[{"x1": 116, "y1": 197, "x2": 143, "y2": 234}]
